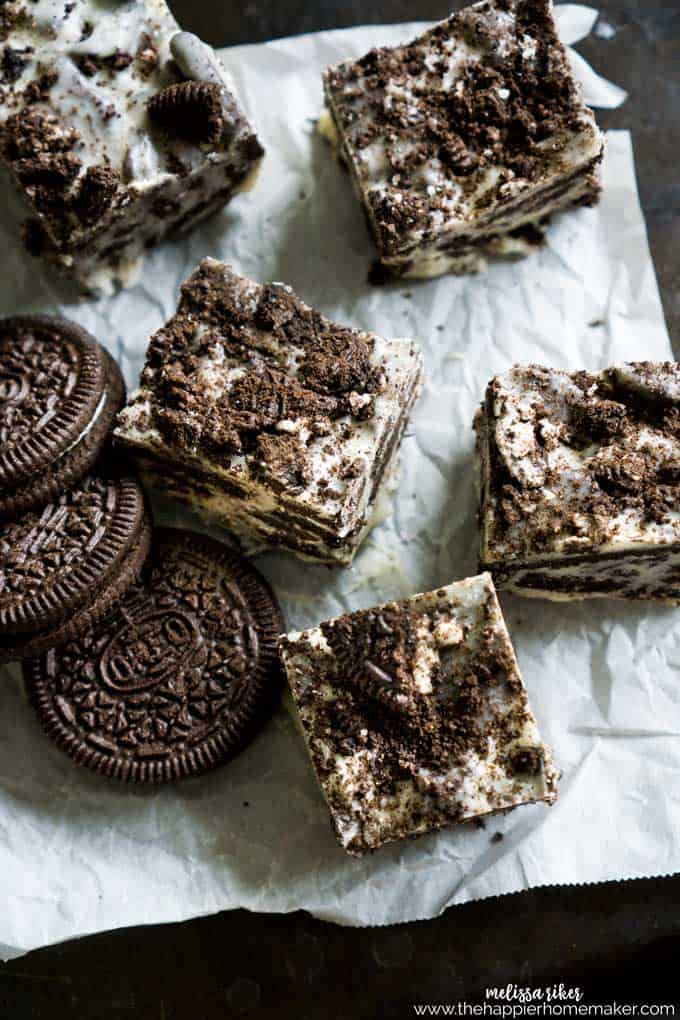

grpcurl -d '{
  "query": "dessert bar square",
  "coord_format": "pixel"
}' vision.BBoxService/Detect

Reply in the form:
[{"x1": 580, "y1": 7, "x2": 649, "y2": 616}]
[
  {"x1": 321, "y1": 0, "x2": 604, "y2": 279},
  {"x1": 476, "y1": 362, "x2": 680, "y2": 601},
  {"x1": 0, "y1": 2, "x2": 263, "y2": 290},
  {"x1": 280, "y1": 573, "x2": 558, "y2": 855},
  {"x1": 115, "y1": 258, "x2": 424, "y2": 565}
]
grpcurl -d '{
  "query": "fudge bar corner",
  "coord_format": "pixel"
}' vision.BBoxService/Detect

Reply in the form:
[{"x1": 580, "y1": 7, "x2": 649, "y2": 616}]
[
  {"x1": 114, "y1": 258, "x2": 424, "y2": 565},
  {"x1": 475, "y1": 362, "x2": 680, "y2": 602},
  {"x1": 279, "y1": 571, "x2": 558, "y2": 855},
  {"x1": 0, "y1": 0, "x2": 264, "y2": 291}
]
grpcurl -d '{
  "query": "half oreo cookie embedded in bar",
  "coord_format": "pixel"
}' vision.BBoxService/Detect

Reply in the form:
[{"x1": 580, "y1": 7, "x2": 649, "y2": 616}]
[
  {"x1": 475, "y1": 362, "x2": 680, "y2": 601},
  {"x1": 0, "y1": 2, "x2": 263, "y2": 291},
  {"x1": 279, "y1": 573, "x2": 558, "y2": 855},
  {"x1": 321, "y1": 0, "x2": 604, "y2": 280},
  {"x1": 114, "y1": 258, "x2": 424, "y2": 566}
]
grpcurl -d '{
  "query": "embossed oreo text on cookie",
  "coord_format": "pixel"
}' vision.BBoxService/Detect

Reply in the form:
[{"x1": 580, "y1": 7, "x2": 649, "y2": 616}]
[
  {"x1": 25, "y1": 529, "x2": 284, "y2": 782},
  {"x1": 0, "y1": 371, "x2": 29, "y2": 404},
  {"x1": 75, "y1": 566, "x2": 260, "y2": 756},
  {"x1": 99, "y1": 610, "x2": 207, "y2": 695}
]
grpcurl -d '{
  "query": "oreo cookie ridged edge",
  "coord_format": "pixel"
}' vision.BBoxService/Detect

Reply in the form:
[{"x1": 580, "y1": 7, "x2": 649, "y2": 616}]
[
  {"x1": 23, "y1": 529, "x2": 286, "y2": 783},
  {"x1": 0, "y1": 468, "x2": 151, "y2": 662},
  {"x1": 0, "y1": 315, "x2": 125, "y2": 522}
]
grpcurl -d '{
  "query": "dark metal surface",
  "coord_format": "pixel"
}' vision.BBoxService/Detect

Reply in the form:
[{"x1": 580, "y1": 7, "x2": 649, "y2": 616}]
[{"x1": 2, "y1": 3, "x2": 679, "y2": 1016}]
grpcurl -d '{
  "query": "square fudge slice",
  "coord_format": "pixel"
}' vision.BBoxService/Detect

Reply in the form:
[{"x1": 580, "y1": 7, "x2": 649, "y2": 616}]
[
  {"x1": 476, "y1": 363, "x2": 680, "y2": 601},
  {"x1": 115, "y1": 258, "x2": 424, "y2": 565},
  {"x1": 280, "y1": 573, "x2": 558, "y2": 855},
  {"x1": 321, "y1": 0, "x2": 603, "y2": 280},
  {"x1": 0, "y1": 2, "x2": 263, "y2": 291}
]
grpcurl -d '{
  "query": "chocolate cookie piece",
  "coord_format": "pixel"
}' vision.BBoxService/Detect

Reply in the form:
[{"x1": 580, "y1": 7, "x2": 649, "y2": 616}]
[
  {"x1": 24, "y1": 529, "x2": 285, "y2": 783},
  {"x1": 0, "y1": 468, "x2": 150, "y2": 662},
  {"x1": 147, "y1": 81, "x2": 225, "y2": 144},
  {"x1": 0, "y1": 315, "x2": 125, "y2": 522}
]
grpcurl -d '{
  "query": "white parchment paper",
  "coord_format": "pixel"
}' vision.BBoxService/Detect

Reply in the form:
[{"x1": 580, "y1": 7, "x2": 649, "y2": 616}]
[{"x1": 0, "y1": 9, "x2": 676, "y2": 960}]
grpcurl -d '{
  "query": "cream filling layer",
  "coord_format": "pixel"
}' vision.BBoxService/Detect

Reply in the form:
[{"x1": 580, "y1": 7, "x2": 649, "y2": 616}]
[
  {"x1": 501, "y1": 546, "x2": 680, "y2": 604},
  {"x1": 389, "y1": 167, "x2": 601, "y2": 278},
  {"x1": 123, "y1": 368, "x2": 420, "y2": 565},
  {"x1": 139, "y1": 451, "x2": 402, "y2": 566}
]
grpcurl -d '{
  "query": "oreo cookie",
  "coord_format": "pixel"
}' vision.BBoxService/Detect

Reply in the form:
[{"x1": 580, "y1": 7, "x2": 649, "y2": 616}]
[
  {"x1": 0, "y1": 468, "x2": 151, "y2": 662},
  {"x1": 24, "y1": 529, "x2": 285, "y2": 783},
  {"x1": 0, "y1": 315, "x2": 125, "y2": 522}
]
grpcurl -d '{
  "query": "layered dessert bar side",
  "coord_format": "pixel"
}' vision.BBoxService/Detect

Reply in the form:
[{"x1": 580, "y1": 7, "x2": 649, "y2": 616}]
[
  {"x1": 321, "y1": 0, "x2": 604, "y2": 280},
  {"x1": 476, "y1": 363, "x2": 680, "y2": 601},
  {"x1": 0, "y1": 2, "x2": 263, "y2": 291},
  {"x1": 280, "y1": 572, "x2": 558, "y2": 855},
  {"x1": 115, "y1": 258, "x2": 424, "y2": 566}
]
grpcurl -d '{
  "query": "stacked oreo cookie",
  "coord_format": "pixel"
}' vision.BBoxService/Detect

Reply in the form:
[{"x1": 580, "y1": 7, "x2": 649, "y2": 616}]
[{"x1": 0, "y1": 316, "x2": 284, "y2": 783}]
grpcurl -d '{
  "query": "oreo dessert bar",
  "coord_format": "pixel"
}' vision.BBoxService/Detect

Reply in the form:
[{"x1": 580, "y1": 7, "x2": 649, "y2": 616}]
[
  {"x1": 280, "y1": 573, "x2": 558, "y2": 855},
  {"x1": 0, "y1": 2, "x2": 263, "y2": 291},
  {"x1": 321, "y1": 0, "x2": 603, "y2": 279},
  {"x1": 476, "y1": 363, "x2": 680, "y2": 602},
  {"x1": 115, "y1": 258, "x2": 424, "y2": 565}
]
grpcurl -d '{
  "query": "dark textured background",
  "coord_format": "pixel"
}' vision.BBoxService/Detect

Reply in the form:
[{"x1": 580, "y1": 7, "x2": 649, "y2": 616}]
[{"x1": 2, "y1": 3, "x2": 679, "y2": 1017}]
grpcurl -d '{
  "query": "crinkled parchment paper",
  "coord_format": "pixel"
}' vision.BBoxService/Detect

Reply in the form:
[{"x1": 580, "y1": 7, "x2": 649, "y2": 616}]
[{"x1": 0, "y1": 8, "x2": 675, "y2": 960}]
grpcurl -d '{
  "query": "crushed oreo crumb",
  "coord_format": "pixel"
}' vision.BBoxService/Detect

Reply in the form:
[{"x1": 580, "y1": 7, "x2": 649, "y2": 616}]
[
  {"x1": 71, "y1": 165, "x2": 119, "y2": 225},
  {"x1": 141, "y1": 261, "x2": 384, "y2": 468},
  {"x1": 1, "y1": 45, "x2": 29, "y2": 83}
]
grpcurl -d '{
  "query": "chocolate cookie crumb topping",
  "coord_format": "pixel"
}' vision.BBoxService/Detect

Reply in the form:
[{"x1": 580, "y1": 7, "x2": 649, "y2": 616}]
[
  {"x1": 1, "y1": 45, "x2": 28, "y2": 83},
  {"x1": 510, "y1": 747, "x2": 543, "y2": 775},
  {"x1": 75, "y1": 50, "x2": 133, "y2": 78},
  {"x1": 71, "y1": 165, "x2": 119, "y2": 225}
]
